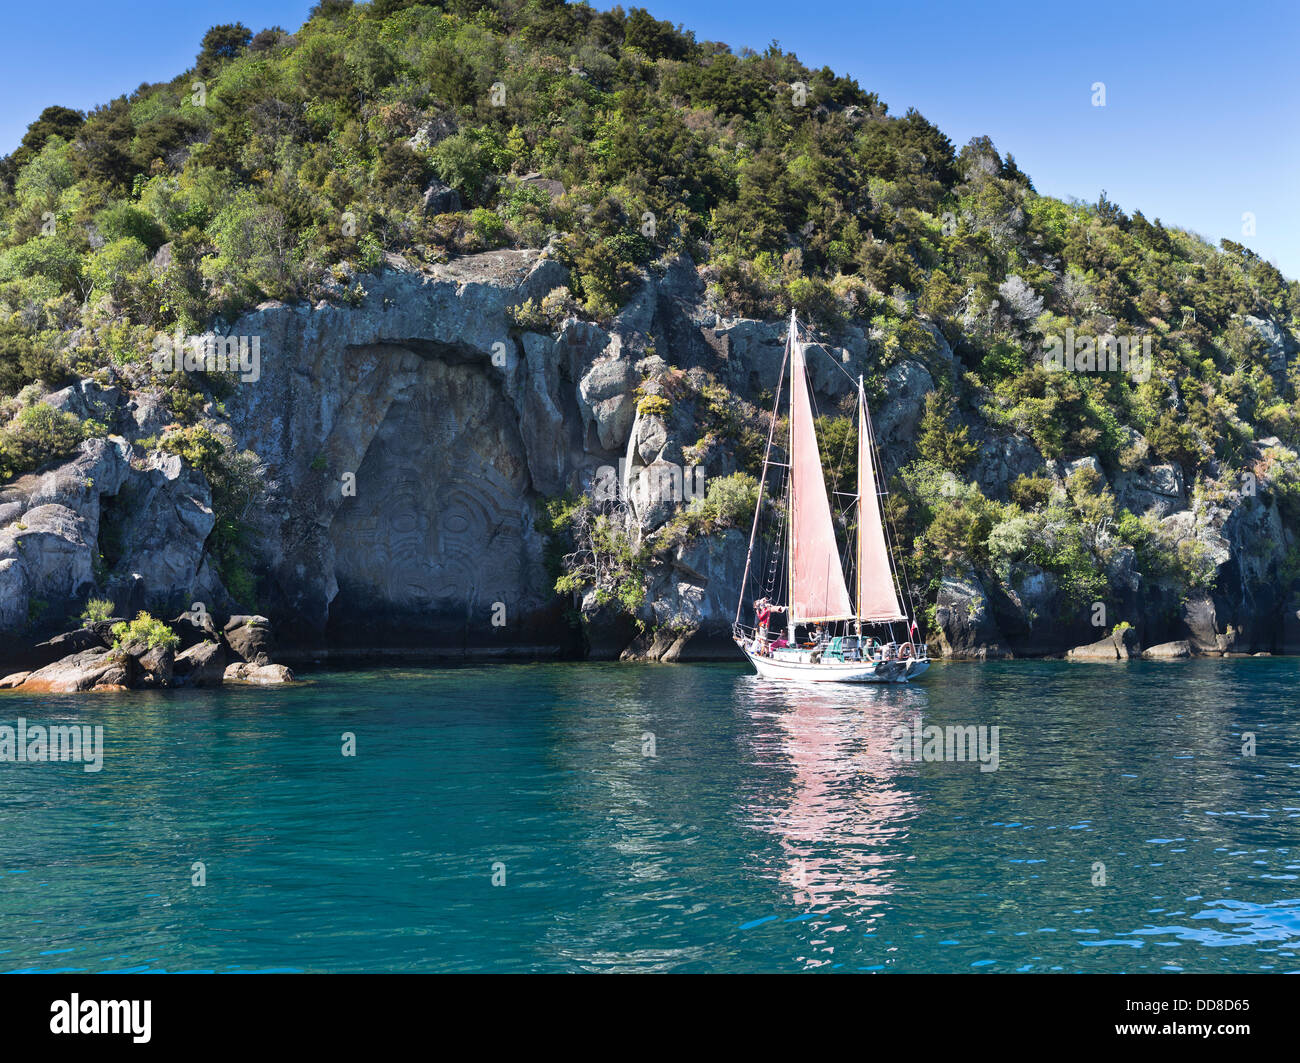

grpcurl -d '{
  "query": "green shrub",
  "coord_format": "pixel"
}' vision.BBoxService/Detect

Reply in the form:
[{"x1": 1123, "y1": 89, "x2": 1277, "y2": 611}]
[
  {"x1": 111, "y1": 611, "x2": 180, "y2": 651},
  {"x1": 80, "y1": 598, "x2": 115, "y2": 625},
  {"x1": 916, "y1": 393, "x2": 978, "y2": 471},
  {"x1": 692, "y1": 471, "x2": 759, "y2": 529},
  {"x1": 636, "y1": 394, "x2": 671, "y2": 418},
  {"x1": 0, "y1": 403, "x2": 87, "y2": 481}
]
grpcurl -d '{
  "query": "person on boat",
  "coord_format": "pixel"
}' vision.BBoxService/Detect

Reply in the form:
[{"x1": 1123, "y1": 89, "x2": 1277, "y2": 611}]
[
  {"x1": 753, "y1": 598, "x2": 785, "y2": 640},
  {"x1": 772, "y1": 635, "x2": 789, "y2": 650},
  {"x1": 882, "y1": 641, "x2": 897, "y2": 661}
]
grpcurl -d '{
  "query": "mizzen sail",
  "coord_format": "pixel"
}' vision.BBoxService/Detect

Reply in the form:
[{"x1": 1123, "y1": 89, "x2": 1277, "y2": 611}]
[
  {"x1": 788, "y1": 315, "x2": 854, "y2": 623},
  {"x1": 856, "y1": 383, "x2": 907, "y2": 622}
]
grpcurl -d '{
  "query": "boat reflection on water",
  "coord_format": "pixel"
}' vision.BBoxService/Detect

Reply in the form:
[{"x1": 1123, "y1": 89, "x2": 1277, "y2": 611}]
[{"x1": 737, "y1": 677, "x2": 928, "y2": 937}]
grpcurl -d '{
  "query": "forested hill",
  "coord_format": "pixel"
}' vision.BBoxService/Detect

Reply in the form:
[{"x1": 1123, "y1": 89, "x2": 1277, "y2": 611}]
[{"x1": 1, "y1": 0, "x2": 1298, "y2": 661}]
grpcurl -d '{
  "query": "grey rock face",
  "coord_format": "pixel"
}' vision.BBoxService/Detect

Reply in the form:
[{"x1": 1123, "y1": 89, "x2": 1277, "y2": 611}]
[
  {"x1": 874, "y1": 361, "x2": 935, "y2": 447},
  {"x1": 2, "y1": 245, "x2": 1297, "y2": 664},
  {"x1": 934, "y1": 568, "x2": 1009, "y2": 659},
  {"x1": 0, "y1": 435, "x2": 217, "y2": 642},
  {"x1": 974, "y1": 432, "x2": 1044, "y2": 499},
  {"x1": 1244, "y1": 314, "x2": 1297, "y2": 380},
  {"x1": 1114, "y1": 463, "x2": 1185, "y2": 517},
  {"x1": 578, "y1": 354, "x2": 637, "y2": 453},
  {"x1": 420, "y1": 179, "x2": 462, "y2": 216},
  {"x1": 224, "y1": 615, "x2": 275, "y2": 665},
  {"x1": 174, "y1": 640, "x2": 227, "y2": 687}
]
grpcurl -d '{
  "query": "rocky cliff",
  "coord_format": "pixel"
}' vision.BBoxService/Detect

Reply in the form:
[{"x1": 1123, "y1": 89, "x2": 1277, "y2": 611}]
[{"x1": 2, "y1": 248, "x2": 1298, "y2": 669}]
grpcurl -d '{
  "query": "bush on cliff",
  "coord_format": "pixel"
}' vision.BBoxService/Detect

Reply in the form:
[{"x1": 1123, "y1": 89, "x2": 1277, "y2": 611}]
[
  {"x1": 111, "y1": 612, "x2": 181, "y2": 651},
  {"x1": 152, "y1": 425, "x2": 264, "y2": 606},
  {"x1": 0, "y1": 402, "x2": 89, "y2": 480}
]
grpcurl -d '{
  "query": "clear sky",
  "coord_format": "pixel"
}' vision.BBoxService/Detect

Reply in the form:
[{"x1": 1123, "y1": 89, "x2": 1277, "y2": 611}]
[{"x1": 1, "y1": 0, "x2": 1295, "y2": 277}]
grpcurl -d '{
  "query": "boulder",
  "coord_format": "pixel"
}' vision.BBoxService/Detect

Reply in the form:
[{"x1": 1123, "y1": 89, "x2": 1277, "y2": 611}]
[
  {"x1": 1244, "y1": 314, "x2": 1297, "y2": 381},
  {"x1": 1067, "y1": 626, "x2": 1140, "y2": 660},
  {"x1": 1181, "y1": 592, "x2": 1225, "y2": 654},
  {"x1": 223, "y1": 662, "x2": 294, "y2": 684},
  {"x1": 577, "y1": 356, "x2": 637, "y2": 452},
  {"x1": 27, "y1": 626, "x2": 113, "y2": 670},
  {"x1": 420, "y1": 179, "x2": 462, "y2": 216},
  {"x1": 974, "y1": 432, "x2": 1044, "y2": 500},
  {"x1": 406, "y1": 113, "x2": 457, "y2": 152},
  {"x1": 174, "y1": 641, "x2": 227, "y2": 687},
  {"x1": 635, "y1": 414, "x2": 669, "y2": 465},
  {"x1": 134, "y1": 644, "x2": 174, "y2": 688},
  {"x1": 45, "y1": 380, "x2": 123, "y2": 425},
  {"x1": 0, "y1": 671, "x2": 30, "y2": 689},
  {"x1": 12, "y1": 649, "x2": 127, "y2": 693},
  {"x1": 627, "y1": 459, "x2": 681, "y2": 531},
  {"x1": 517, "y1": 172, "x2": 566, "y2": 201},
  {"x1": 224, "y1": 615, "x2": 275, "y2": 665},
  {"x1": 1142, "y1": 640, "x2": 1193, "y2": 659},
  {"x1": 170, "y1": 610, "x2": 221, "y2": 651}
]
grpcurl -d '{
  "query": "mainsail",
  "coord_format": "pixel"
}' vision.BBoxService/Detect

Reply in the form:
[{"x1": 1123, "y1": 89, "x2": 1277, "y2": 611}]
[
  {"x1": 856, "y1": 384, "x2": 907, "y2": 622},
  {"x1": 788, "y1": 313, "x2": 855, "y2": 623}
]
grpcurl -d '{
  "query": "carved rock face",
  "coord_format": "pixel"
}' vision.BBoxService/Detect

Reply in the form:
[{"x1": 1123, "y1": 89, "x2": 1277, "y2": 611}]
[{"x1": 323, "y1": 357, "x2": 552, "y2": 650}]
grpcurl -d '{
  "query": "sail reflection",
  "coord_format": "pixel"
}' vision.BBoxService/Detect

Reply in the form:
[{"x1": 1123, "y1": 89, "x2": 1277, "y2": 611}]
[{"x1": 738, "y1": 678, "x2": 926, "y2": 926}]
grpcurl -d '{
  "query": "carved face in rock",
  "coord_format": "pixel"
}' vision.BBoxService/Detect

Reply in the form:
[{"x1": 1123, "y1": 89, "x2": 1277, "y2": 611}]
[{"x1": 328, "y1": 359, "x2": 545, "y2": 631}]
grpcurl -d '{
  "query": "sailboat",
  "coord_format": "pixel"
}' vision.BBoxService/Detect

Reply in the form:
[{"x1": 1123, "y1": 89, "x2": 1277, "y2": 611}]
[{"x1": 733, "y1": 311, "x2": 930, "y2": 683}]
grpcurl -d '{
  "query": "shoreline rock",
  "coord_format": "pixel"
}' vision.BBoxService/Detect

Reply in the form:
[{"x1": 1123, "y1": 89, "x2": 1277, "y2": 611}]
[{"x1": 1066, "y1": 626, "x2": 1140, "y2": 661}]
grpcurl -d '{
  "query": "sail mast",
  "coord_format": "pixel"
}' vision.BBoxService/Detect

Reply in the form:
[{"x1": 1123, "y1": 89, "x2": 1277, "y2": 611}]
[
  {"x1": 855, "y1": 376, "x2": 908, "y2": 623},
  {"x1": 786, "y1": 310, "x2": 797, "y2": 643},
  {"x1": 733, "y1": 326, "x2": 790, "y2": 627},
  {"x1": 787, "y1": 310, "x2": 855, "y2": 626},
  {"x1": 856, "y1": 376, "x2": 866, "y2": 631}
]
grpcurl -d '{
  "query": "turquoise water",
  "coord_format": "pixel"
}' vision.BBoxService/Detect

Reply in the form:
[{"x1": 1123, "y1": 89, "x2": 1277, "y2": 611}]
[{"x1": 1, "y1": 659, "x2": 1298, "y2": 972}]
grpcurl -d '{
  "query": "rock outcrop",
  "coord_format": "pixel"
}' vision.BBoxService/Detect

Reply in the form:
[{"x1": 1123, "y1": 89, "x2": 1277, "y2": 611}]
[
  {"x1": 1142, "y1": 640, "x2": 1193, "y2": 659},
  {"x1": 0, "y1": 248, "x2": 1297, "y2": 667},
  {"x1": 1066, "y1": 626, "x2": 1140, "y2": 660},
  {"x1": 933, "y1": 568, "x2": 1010, "y2": 660}
]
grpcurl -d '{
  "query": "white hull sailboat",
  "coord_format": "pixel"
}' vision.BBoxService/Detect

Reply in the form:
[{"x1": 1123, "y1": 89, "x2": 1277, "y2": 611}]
[{"x1": 733, "y1": 311, "x2": 930, "y2": 684}]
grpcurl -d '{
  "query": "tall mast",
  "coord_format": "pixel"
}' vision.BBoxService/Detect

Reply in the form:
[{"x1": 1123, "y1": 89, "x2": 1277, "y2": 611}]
[
  {"x1": 855, "y1": 374, "x2": 909, "y2": 625},
  {"x1": 786, "y1": 309, "x2": 797, "y2": 645},
  {"x1": 733, "y1": 319, "x2": 790, "y2": 626},
  {"x1": 856, "y1": 375, "x2": 866, "y2": 636}
]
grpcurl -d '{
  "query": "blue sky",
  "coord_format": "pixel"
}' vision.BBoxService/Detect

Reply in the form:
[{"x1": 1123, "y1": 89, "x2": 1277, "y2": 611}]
[{"x1": 2, "y1": 0, "x2": 1295, "y2": 277}]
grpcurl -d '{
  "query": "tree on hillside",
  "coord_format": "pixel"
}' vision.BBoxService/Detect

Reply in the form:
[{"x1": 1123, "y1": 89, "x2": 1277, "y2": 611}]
[
  {"x1": 197, "y1": 23, "x2": 253, "y2": 77},
  {"x1": 12, "y1": 106, "x2": 85, "y2": 170}
]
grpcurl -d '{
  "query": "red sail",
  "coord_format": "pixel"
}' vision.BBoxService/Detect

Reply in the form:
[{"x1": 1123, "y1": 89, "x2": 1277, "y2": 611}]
[
  {"x1": 857, "y1": 386, "x2": 907, "y2": 622},
  {"x1": 789, "y1": 321, "x2": 854, "y2": 623}
]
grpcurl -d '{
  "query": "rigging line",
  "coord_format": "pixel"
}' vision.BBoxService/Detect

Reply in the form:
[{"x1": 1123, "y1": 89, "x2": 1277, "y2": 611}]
[
  {"x1": 735, "y1": 324, "x2": 791, "y2": 625},
  {"x1": 864, "y1": 394, "x2": 917, "y2": 622}
]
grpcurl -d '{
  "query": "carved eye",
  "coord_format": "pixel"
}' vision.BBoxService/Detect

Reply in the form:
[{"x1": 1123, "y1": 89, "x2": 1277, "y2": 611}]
[{"x1": 392, "y1": 510, "x2": 420, "y2": 535}]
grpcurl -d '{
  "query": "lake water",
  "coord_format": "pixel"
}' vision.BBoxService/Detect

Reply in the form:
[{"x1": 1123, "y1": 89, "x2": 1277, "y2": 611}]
[{"x1": 1, "y1": 659, "x2": 1298, "y2": 972}]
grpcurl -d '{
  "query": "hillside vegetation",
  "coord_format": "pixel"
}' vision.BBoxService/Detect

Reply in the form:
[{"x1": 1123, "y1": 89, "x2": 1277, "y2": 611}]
[{"x1": 1, "y1": 0, "x2": 1297, "y2": 644}]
